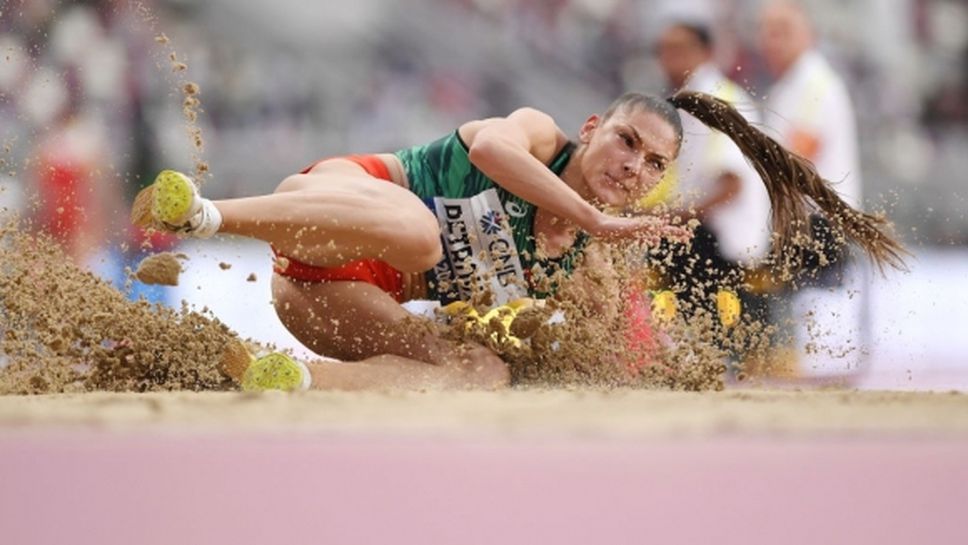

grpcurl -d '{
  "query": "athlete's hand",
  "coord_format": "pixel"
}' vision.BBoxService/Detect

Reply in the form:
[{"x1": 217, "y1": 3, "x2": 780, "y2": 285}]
[{"x1": 588, "y1": 212, "x2": 693, "y2": 246}]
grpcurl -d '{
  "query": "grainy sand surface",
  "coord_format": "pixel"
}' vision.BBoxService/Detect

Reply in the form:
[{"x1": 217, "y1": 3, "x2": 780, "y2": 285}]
[{"x1": 3, "y1": 388, "x2": 967, "y2": 438}]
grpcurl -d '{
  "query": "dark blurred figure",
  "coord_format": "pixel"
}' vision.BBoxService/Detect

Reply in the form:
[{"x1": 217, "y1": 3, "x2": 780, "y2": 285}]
[{"x1": 650, "y1": 22, "x2": 770, "y2": 324}]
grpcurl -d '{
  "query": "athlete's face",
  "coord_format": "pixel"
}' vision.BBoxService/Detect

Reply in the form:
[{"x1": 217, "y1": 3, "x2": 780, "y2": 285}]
[{"x1": 578, "y1": 107, "x2": 679, "y2": 207}]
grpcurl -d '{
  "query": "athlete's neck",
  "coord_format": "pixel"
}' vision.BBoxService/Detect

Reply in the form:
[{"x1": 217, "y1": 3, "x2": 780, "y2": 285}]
[{"x1": 559, "y1": 145, "x2": 600, "y2": 209}]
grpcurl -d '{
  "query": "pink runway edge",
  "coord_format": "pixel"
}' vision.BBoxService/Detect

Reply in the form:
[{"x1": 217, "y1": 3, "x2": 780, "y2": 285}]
[{"x1": 2, "y1": 433, "x2": 967, "y2": 545}]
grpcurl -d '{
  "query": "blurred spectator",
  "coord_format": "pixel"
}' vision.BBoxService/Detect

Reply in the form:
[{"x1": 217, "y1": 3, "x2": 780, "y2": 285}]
[
  {"x1": 651, "y1": 21, "x2": 771, "y2": 323},
  {"x1": 922, "y1": 43, "x2": 968, "y2": 131},
  {"x1": 757, "y1": 0, "x2": 867, "y2": 379},
  {"x1": 0, "y1": 1, "x2": 172, "y2": 303},
  {"x1": 28, "y1": 67, "x2": 117, "y2": 268},
  {"x1": 760, "y1": 0, "x2": 861, "y2": 210}
]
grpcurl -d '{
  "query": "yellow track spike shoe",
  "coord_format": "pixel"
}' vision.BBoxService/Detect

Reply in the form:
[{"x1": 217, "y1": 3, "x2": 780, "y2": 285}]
[
  {"x1": 441, "y1": 301, "x2": 482, "y2": 332},
  {"x1": 480, "y1": 302, "x2": 530, "y2": 348},
  {"x1": 131, "y1": 170, "x2": 221, "y2": 237},
  {"x1": 152, "y1": 169, "x2": 200, "y2": 226},
  {"x1": 241, "y1": 352, "x2": 312, "y2": 392}
]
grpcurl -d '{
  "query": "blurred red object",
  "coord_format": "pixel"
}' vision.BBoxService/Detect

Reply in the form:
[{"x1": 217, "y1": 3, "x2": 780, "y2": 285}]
[{"x1": 625, "y1": 288, "x2": 659, "y2": 372}]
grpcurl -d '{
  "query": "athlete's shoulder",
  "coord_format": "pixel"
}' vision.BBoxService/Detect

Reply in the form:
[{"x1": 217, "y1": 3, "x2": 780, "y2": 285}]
[
  {"x1": 460, "y1": 108, "x2": 562, "y2": 160},
  {"x1": 461, "y1": 107, "x2": 558, "y2": 134},
  {"x1": 507, "y1": 108, "x2": 563, "y2": 159},
  {"x1": 506, "y1": 106, "x2": 555, "y2": 125}
]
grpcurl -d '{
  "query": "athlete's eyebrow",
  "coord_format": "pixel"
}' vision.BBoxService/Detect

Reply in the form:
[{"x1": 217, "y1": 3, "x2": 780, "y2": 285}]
[
  {"x1": 622, "y1": 122, "x2": 673, "y2": 164},
  {"x1": 651, "y1": 144, "x2": 674, "y2": 161},
  {"x1": 620, "y1": 123, "x2": 644, "y2": 147},
  {"x1": 648, "y1": 150, "x2": 672, "y2": 166}
]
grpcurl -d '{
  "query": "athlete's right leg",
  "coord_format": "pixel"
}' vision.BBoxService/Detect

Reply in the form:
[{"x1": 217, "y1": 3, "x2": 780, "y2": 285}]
[
  {"x1": 137, "y1": 160, "x2": 441, "y2": 273},
  {"x1": 220, "y1": 159, "x2": 441, "y2": 273}
]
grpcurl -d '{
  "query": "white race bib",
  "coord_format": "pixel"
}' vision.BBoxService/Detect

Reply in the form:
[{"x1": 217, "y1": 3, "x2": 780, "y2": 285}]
[{"x1": 430, "y1": 189, "x2": 528, "y2": 305}]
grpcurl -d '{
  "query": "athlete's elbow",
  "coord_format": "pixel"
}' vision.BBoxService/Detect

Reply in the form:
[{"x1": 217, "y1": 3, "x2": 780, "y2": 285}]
[{"x1": 467, "y1": 137, "x2": 506, "y2": 172}]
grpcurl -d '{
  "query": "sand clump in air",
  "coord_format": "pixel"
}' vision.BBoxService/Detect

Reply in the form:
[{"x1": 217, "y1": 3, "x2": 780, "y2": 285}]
[{"x1": 134, "y1": 252, "x2": 186, "y2": 286}]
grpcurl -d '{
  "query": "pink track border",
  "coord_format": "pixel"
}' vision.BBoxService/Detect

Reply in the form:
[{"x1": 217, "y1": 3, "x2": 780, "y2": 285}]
[{"x1": 2, "y1": 433, "x2": 967, "y2": 544}]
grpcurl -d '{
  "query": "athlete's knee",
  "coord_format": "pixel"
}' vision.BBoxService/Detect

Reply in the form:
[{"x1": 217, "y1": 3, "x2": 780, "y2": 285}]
[
  {"x1": 386, "y1": 209, "x2": 442, "y2": 273},
  {"x1": 476, "y1": 360, "x2": 511, "y2": 389},
  {"x1": 407, "y1": 222, "x2": 443, "y2": 271},
  {"x1": 274, "y1": 174, "x2": 312, "y2": 194},
  {"x1": 459, "y1": 348, "x2": 510, "y2": 389}
]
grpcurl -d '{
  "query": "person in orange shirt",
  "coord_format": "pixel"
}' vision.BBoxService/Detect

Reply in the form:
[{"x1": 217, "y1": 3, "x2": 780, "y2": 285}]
[
  {"x1": 760, "y1": 0, "x2": 862, "y2": 271},
  {"x1": 759, "y1": 1, "x2": 872, "y2": 380}
]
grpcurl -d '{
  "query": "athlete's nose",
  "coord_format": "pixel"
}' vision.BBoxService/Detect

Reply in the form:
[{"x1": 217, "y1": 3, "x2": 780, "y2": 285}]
[{"x1": 621, "y1": 157, "x2": 642, "y2": 180}]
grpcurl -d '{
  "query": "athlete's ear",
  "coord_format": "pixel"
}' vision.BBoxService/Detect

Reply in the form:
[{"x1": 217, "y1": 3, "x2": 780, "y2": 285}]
[{"x1": 578, "y1": 114, "x2": 601, "y2": 144}]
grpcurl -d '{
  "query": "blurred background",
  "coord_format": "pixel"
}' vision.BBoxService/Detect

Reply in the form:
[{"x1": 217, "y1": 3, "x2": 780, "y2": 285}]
[{"x1": 0, "y1": 0, "x2": 965, "y2": 388}]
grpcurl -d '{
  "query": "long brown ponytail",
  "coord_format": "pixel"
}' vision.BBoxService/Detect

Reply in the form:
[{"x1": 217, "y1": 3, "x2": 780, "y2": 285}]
[{"x1": 667, "y1": 90, "x2": 907, "y2": 273}]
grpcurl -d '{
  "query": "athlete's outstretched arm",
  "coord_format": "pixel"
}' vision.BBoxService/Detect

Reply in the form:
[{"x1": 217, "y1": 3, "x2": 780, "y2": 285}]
[
  {"x1": 465, "y1": 108, "x2": 688, "y2": 242},
  {"x1": 465, "y1": 108, "x2": 602, "y2": 231}
]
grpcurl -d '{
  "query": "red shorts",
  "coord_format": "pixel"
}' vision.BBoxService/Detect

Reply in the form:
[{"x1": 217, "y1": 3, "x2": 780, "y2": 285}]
[{"x1": 272, "y1": 155, "x2": 407, "y2": 303}]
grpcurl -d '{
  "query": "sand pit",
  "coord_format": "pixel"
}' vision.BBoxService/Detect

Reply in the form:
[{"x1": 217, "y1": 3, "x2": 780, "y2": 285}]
[
  {"x1": 1, "y1": 387, "x2": 967, "y2": 437},
  {"x1": 2, "y1": 388, "x2": 967, "y2": 545}
]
